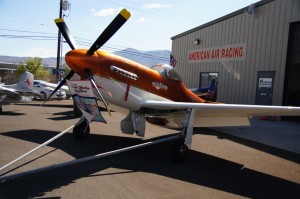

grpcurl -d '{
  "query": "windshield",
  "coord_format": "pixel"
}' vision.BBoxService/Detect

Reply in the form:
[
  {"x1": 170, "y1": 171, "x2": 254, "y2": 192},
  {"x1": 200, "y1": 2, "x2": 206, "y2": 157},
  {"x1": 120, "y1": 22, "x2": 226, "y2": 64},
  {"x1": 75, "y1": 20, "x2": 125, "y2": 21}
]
[{"x1": 150, "y1": 64, "x2": 182, "y2": 81}]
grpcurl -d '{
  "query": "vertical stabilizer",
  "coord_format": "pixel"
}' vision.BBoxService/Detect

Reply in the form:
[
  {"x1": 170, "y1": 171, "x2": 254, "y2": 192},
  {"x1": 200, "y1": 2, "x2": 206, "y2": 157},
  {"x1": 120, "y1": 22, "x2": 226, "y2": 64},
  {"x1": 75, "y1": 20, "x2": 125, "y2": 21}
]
[{"x1": 17, "y1": 71, "x2": 34, "y2": 92}]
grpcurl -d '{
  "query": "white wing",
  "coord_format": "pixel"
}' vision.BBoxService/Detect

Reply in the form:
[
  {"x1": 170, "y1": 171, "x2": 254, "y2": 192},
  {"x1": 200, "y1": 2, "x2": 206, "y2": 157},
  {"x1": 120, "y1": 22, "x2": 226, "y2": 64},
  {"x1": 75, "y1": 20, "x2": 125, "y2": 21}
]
[
  {"x1": 141, "y1": 100, "x2": 300, "y2": 127},
  {"x1": 0, "y1": 86, "x2": 21, "y2": 99},
  {"x1": 141, "y1": 100, "x2": 300, "y2": 117}
]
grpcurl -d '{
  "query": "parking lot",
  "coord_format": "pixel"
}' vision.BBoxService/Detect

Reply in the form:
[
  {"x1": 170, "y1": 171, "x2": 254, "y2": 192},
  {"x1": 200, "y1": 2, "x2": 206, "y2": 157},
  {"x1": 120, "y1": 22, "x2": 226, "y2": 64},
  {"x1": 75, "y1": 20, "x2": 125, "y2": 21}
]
[{"x1": 0, "y1": 100, "x2": 299, "y2": 198}]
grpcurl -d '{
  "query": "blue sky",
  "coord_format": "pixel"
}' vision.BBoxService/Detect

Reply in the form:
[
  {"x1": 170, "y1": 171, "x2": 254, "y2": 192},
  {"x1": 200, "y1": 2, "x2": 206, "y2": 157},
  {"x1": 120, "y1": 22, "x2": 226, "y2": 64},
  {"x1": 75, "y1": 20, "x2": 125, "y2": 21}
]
[{"x1": 0, "y1": 0, "x2": 258, "y2": 58}]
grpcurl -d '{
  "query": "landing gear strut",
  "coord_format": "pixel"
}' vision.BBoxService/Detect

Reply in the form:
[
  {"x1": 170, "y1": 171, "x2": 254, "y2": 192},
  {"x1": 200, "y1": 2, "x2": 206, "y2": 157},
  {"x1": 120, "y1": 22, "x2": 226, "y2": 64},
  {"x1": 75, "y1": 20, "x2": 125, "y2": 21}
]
[
  {"x1": 73, "y1": 117, "x2": 90, "y2": 140},
  {"x1": 172, "y1": 138, "x2": 188, "y2": 162},
  {"x1": 172, "y1": 108, "x2": 195, "y2": 163}
]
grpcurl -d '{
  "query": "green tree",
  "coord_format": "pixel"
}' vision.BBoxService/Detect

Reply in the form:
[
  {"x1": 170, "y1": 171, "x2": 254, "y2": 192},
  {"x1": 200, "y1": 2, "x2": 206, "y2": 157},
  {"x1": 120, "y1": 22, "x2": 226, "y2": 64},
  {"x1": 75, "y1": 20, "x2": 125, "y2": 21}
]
[
  {"x1": 17, "y1": 57, "x2": 50, "y2": 81},
  {"x1": 62, "y1": 63, "x2": 71, "y2": 78}
]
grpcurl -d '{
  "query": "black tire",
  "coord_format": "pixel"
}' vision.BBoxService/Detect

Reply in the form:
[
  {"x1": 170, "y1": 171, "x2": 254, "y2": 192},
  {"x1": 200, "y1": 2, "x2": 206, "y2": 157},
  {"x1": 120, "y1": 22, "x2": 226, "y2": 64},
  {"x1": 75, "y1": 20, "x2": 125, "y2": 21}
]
[
  {"x1": 172, "y1": 138, "x2": 188, "y2": 163},
  {"x1": 40, "y1": 91, "x2": 47, "y2": 101},
  {"x1": 73, "y1": 120, "x2": 90, "y2": 140},
  {"x1": 0, "y1": 106, "x2": 2, "y2": 114}
]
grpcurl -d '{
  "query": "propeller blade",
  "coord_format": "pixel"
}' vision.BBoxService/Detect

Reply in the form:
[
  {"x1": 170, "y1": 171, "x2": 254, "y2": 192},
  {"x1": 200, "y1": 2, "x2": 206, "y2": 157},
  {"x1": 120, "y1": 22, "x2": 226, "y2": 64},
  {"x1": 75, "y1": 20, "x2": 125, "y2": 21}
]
[
  {"x1": 85, "y1": 69, "x2": 111, "y2": 116},
  {"x1": 42, "y1": 70, "x2": 75, "y2": 105},
  {"x1": 55, "y1": 18, "x2": 77, "y2": 50},
  {"x1": 87, "y1": 9, "x2": 131, "y2": 55}
]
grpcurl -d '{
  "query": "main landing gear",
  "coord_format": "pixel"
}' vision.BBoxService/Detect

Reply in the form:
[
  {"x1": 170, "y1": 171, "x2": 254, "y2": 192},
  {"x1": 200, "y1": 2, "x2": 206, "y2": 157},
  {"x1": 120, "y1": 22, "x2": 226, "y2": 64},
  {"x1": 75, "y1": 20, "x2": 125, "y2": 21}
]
[
  {"x1": 172, "y1": 108, "x2": 196, "y2": 163},
  {"x1": 73, "y1": 117, "x2": 90, "y2": 140},
  {"x1": 172, "y1": 138, "x2": 188, "y2": 162},
  {"x1": 72, "y1": 109, "x2": 196, "y2": 163}
]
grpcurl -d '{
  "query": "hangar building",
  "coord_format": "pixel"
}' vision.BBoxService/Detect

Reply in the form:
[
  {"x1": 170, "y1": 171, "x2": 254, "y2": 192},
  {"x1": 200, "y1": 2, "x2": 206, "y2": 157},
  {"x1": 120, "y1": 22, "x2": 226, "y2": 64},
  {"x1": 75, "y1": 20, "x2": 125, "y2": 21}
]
[{"x1": 171, "y1": 0, "x2": 300, "y2": 107}]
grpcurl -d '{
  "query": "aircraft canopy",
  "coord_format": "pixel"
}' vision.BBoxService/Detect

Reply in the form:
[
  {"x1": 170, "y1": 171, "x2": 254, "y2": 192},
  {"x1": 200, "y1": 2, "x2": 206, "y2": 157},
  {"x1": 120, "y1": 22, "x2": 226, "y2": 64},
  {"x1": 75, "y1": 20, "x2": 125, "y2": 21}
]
[{"x1": 150, "y1": 64, "x2": 182, "y2": 81}]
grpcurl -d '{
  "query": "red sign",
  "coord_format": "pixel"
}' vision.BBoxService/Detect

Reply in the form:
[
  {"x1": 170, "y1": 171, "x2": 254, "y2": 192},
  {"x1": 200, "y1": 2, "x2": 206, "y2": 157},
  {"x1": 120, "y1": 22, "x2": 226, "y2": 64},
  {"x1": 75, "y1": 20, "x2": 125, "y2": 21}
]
[{"x1": 188, "y1": 43, "x2": 247, "y2": 63}]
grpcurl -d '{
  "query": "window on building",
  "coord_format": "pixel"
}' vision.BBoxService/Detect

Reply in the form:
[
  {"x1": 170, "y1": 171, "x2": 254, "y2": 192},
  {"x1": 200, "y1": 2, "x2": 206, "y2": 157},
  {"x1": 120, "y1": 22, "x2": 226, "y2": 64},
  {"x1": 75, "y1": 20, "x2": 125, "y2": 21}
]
[{"x1": 200, "y1": 72, "x2": 218, "y2": 88}]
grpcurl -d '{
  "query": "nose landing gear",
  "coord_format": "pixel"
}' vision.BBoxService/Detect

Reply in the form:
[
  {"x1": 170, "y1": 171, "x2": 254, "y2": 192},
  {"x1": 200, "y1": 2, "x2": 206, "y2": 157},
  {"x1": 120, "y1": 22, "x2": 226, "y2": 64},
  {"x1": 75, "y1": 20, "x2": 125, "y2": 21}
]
[{"x1": 73, "y1": 117, "x2": 90, "y2": 140}]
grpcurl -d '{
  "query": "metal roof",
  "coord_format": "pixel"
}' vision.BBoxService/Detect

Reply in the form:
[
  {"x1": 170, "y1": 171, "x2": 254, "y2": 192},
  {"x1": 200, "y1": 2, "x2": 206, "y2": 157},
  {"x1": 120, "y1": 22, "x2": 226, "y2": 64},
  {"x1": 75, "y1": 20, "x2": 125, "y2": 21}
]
[{"x1": 171, "y1": 0, "x2": 275, "y2": 40}]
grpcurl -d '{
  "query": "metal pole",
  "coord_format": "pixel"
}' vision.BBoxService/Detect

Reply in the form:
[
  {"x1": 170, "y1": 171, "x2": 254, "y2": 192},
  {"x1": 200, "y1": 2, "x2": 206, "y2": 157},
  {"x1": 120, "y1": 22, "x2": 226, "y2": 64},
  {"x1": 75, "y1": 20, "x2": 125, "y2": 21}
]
[
  {"x1": 0, "y1": 125, "x2": 74, "y2": 172},
  {"x1": 56, "y1": 0, "x2": 63, "y2": 82},
  {"x1": 0, "y1": 134, "x2": 180, "y2": 181}
]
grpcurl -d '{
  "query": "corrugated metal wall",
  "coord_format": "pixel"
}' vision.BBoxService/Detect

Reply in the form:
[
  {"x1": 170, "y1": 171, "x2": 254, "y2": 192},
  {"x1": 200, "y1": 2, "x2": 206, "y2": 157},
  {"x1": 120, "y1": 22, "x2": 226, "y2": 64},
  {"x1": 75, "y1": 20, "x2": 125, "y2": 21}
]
[{"x1": 171, "y1": 0, "x2": 300, "y2": 105}]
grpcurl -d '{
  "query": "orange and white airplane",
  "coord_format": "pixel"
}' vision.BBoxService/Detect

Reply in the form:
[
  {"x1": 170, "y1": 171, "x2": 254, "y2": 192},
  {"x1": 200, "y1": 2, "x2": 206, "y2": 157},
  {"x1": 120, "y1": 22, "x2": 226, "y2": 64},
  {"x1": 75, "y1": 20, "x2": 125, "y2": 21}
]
[{"x1": 48, "y1": 9, "x2": 300, "y2": 162}]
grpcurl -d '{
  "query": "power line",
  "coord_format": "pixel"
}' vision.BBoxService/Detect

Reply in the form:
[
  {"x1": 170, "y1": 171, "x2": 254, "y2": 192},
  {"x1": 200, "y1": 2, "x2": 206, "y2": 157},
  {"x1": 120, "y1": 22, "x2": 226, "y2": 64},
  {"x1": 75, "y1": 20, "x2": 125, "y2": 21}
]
[
  {"x1": 0, "y1": 32, "x2": 169, "y2": 62},
  {"x1": 0, "y1": 28, "x2": 57, "y2": 35},
  {"x1": 0, "y1": 28, "x2": 169, "y2": 57}
]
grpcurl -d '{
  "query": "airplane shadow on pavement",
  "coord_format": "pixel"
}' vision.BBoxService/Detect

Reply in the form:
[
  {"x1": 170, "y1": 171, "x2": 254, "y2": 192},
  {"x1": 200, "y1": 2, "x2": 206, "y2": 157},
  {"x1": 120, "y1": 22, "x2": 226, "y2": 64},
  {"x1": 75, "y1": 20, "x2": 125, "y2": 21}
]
[
  {"x1": 0, "y1": 111, "x2": 26, "y2": 116},
  {"x1": 0, "y1": 129, "x2": 300, "y2": 198}
]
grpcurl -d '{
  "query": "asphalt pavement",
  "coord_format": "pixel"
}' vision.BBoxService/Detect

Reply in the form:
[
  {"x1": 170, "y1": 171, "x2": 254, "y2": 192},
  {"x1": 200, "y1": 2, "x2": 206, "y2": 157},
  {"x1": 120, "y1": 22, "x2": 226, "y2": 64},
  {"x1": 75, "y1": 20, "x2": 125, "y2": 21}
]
[
  {"x1": 213, "y1": 116, "x2": 300, "y2": 154},
  {"x1": 0, "y1": 100, "x2": 299, "y2": 198}
]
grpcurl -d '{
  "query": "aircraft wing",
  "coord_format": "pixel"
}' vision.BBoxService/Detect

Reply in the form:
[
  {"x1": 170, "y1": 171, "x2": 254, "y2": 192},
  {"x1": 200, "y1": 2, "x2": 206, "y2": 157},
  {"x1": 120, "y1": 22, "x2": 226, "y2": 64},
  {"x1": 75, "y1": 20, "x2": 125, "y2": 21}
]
[
  {"x1": 0, "y1": 86, "x2": 39, "y2": 98},
  {"x1": 0, "y1": 87, "x2": 21, "y2": 99},
  {"x1": 141, "y1": 100, "x2": 300, "y2": 117},
  {"x1": 141, "y1": 100, "x2": 300, "y2": 127}
]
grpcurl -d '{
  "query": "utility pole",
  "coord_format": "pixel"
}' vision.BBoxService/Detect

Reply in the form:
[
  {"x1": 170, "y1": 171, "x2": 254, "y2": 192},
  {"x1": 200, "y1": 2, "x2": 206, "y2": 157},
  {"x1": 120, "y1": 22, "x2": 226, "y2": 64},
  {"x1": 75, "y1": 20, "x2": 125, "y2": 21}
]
[
  {"x1": 56, "y1": 0, "x2": 71, "y2": 82},
  {"x1": 56, "y1": 0, "x2": 63, "y2": 82}
]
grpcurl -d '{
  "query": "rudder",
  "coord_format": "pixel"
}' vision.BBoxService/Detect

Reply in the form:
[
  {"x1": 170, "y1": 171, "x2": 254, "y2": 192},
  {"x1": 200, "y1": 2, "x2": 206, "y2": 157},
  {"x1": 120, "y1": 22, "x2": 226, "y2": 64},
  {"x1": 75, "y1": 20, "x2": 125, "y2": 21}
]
[{"x1": 17, "y1": 71, "x2": 34, "y2": 92}]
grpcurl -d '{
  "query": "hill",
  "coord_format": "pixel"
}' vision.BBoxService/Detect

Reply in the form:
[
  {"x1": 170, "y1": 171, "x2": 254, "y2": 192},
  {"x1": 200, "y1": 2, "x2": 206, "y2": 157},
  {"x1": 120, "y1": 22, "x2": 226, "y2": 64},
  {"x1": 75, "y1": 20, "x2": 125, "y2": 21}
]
[
  {"x1": 0, "y1": 48, "x2": 170, "y2": 67},
  {"x1": 0, "y1": 55, "x2": 59, "y2": 66},
  {"x1": 113, "y1": 48, "x2": 170, "y2": 67}
]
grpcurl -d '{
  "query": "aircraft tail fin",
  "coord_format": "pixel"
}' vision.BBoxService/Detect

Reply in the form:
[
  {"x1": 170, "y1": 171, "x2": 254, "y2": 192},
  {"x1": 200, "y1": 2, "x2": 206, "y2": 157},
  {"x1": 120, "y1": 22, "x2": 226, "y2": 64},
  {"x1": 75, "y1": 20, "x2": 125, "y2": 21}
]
[
  {"x1": 190, "y1": 79, "x2": 218, "y2": 102},
  {"x1": 17, "y1": 71, "x2": 34, "y2": 92}
]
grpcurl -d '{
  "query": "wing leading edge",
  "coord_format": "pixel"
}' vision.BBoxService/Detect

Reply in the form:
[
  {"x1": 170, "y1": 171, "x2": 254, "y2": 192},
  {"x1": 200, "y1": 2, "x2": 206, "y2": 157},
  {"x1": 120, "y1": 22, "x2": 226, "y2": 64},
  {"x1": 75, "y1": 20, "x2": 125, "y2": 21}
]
[
  {"x1": 0, "y1": 87, "x2": 21, "y2": 99},
  {"x1": 141, "y1": 100, "x2": 300, "y2": 128},
  {"x1": 141, "y1": 100, "x2": 300, "y2": 117}
]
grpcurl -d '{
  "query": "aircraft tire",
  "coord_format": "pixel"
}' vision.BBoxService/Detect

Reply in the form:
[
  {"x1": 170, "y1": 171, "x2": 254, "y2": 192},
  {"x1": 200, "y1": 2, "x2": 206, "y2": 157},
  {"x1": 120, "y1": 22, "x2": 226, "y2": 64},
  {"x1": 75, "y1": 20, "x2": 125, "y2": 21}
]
[
  {"x1": 73, "y1": 120, "x2": 90, "y2": 140},
  {"x1": 172, "y1": 138, "x2": 188, "y2": 163},
  {"x1": 0, "y1": 106, "x2": 2, "y2": 113}
]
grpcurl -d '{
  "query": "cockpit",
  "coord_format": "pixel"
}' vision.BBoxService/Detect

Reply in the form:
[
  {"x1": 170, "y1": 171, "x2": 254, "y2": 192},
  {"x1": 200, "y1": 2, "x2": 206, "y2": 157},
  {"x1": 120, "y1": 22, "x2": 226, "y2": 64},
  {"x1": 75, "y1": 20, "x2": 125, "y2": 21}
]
[{"x1": 150, "y1": 64, "x2": 182, "y2": 81}]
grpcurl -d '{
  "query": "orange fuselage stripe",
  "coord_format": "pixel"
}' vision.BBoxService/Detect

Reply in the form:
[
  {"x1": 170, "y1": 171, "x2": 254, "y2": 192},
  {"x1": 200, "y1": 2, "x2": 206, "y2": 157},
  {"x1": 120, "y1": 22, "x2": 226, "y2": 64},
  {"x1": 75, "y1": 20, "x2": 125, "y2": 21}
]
[{"x1": 65, "y1": 49, "x2": 205, "y2": 103}]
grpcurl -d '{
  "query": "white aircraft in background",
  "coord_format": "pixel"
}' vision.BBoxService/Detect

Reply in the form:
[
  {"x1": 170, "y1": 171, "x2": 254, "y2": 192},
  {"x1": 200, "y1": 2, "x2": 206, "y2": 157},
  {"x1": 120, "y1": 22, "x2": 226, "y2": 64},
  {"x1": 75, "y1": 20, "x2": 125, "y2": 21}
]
[{"x1": 0, "y1": 71, "x2": 40, "y2": 113}]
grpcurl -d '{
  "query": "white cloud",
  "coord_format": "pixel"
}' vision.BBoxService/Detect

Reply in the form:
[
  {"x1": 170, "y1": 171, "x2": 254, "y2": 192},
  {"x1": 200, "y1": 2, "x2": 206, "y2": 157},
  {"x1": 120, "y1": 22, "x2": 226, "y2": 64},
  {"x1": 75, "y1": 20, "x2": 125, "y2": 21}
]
[
  {"x1": 138, "y1": 17, "x2": 146, "y2": 22},
  {"x1": 22, "y1": 48, "x2": 57, "y2": 58},
  {"x1": 91, "y1": 8, "x2": 117, "y2": 16},
  {"x1": 141, "y1": 3, "x2": 173, "y2": 10}
]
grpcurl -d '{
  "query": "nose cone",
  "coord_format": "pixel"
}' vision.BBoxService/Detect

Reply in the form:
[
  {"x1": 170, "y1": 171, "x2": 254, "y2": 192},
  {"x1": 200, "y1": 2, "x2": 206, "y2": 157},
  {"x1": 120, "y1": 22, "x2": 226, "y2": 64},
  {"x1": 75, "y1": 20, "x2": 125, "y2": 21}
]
[{"x1": 65, "y1": 49, "x2": 99, "y2": 77}]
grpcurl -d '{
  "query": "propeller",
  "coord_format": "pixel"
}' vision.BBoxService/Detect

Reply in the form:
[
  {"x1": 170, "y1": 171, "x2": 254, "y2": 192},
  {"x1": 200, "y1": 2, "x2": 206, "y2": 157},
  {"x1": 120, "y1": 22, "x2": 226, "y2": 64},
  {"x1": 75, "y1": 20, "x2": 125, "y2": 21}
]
[
  {"x1": 54, "y1": 18, "x2": 77, "y2": 50},
  {"x1": 43, "y1": 9, "x2": 131, "y2": 115},
  {"x1": 87, "y1": 9, "x2": 131, "y2": 55},
  {"x1": 42, "y1": 70, "x2": 74, "y2": 105},
  {"x1": 43, "y1": 18, "x2": 78, "y2": 104}
]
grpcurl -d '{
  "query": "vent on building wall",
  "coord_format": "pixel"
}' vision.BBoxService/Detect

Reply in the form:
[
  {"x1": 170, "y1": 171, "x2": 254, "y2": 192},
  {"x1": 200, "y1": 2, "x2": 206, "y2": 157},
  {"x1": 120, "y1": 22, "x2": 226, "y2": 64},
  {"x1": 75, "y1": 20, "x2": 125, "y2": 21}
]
[{"x1": 193, "y1": 39, "x2": 200, "y2": 45}]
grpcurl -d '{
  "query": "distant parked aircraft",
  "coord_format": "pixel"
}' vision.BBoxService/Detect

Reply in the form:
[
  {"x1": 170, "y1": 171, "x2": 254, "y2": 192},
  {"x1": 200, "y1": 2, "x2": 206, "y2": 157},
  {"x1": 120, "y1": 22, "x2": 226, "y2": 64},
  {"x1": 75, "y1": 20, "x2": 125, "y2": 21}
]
[{"x1": 0, "y1": 71, "x2": 40, "y2": 113}]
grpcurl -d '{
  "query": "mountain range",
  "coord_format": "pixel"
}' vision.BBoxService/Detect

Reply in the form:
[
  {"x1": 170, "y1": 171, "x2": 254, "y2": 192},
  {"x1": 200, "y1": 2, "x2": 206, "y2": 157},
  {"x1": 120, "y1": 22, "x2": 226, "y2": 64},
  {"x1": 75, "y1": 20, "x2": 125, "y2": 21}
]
[{"x1": 0, "y1": 48, "x2": 171, "y2": 67}]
